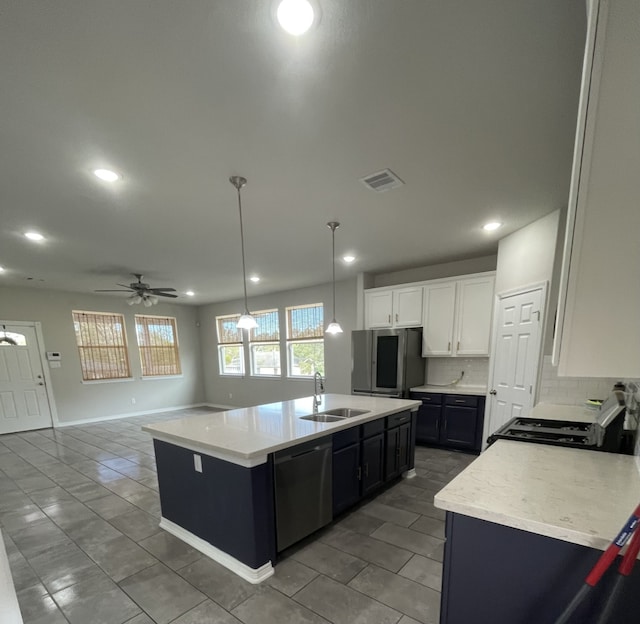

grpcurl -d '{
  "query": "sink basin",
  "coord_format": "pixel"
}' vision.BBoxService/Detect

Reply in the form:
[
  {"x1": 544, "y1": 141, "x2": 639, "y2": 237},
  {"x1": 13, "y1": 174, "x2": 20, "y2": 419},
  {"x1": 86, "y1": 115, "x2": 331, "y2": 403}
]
[
  {"x1": 300, "y1": 414, "x2": 346, "y2": 423},
  {"x1": 322, "y1": 408, "x2": 370, "y2": 418}
]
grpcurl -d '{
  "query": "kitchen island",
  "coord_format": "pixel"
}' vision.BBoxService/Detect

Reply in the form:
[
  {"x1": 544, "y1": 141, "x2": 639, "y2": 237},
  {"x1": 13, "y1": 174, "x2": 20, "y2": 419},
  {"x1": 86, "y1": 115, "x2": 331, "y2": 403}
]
[
  {"x1": 143, "y1": 394, "x2": 420, "y2": 583},
  {"x1": 434, "y1": 439, "x2": 640, "y2": 623}
]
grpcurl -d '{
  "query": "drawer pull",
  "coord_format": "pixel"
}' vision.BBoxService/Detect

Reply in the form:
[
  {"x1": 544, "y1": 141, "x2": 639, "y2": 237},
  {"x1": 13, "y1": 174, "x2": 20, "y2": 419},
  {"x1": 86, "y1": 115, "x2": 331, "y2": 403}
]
[
  {"x1": 357, "y1": 466, "x2": 362, "y2": 480},
  {"x1": 455, "y1": 400, "x2": 465, "y2": 404}
]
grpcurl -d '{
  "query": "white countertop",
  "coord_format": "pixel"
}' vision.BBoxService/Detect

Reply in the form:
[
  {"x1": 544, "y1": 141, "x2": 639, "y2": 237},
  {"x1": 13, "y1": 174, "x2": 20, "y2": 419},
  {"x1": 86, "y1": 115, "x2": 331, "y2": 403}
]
[
  {"x1": 143, "y1": 394, "x2": 420, "y2": 467},
  {"x1": 0, "y1": 530, "x2": 23, "y2": 624},
  {"x1": 530, "y1": 402, "x2": 599, "y2": 424},
  {"x1": 411, "y1": 384, "x2": 487, "y2": 396},
  {"x1": 435, "y1": 440, "x2": 640, "y2": 553}
]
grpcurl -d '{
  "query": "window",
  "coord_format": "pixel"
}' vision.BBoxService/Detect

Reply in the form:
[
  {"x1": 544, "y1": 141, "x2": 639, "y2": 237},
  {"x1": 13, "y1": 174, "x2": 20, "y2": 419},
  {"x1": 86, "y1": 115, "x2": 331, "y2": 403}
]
[
  {"x1": 72, "y1": 311, "x2": 131, "y2": 381},
  {"x1": 216, "y1": 314, "x2": 244, "y2": 375},
  {"x1": 286, "y1": 303, "x2": 324, "y2": 377},
  {"x1": 249, "y1": 310, "x2": 281, "y2": 376},
  {"x1": 0, "y1": 331, "x2": 26, "y2": 346},
  {"x1": 135, "y1": 315, "x2": 181, "y2": 377}
]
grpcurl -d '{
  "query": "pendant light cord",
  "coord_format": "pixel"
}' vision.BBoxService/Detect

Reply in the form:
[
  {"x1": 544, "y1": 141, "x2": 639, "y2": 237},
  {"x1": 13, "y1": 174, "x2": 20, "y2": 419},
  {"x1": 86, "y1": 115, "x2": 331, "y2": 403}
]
[
  {"x1": 236, "y1": 185, "x2": 250, "y2": 314},
  {"x1": 331, "y1": 225, "x2": 337, "y2": 320}
]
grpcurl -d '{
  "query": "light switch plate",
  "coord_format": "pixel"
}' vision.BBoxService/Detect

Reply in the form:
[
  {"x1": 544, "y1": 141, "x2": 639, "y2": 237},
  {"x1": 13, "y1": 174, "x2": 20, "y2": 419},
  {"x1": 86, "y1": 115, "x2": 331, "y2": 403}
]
[{"x1": 193, "y1": 454, "x2": 202, "y2": 473}]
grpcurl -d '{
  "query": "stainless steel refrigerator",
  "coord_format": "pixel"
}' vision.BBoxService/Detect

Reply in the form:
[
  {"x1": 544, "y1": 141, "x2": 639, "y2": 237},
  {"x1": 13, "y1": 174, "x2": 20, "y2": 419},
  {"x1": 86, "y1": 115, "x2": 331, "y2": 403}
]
[{"x1": 351, "y1": 328, "x2": 426, "y2": 398}]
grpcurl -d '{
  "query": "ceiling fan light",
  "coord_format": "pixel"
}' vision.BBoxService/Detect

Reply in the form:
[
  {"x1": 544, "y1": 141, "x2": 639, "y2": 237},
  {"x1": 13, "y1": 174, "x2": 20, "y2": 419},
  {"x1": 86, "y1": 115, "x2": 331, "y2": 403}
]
[
  {"x1": 326, "y1": 320, "x2": 343, "y2": 335},
  {"x1": 143, "y1": 297, "x2": 153, "y2": 307},
  {"x1": 237, "y1": 313, "x2": 258, "y2": 330},
  {"x1": 147, "y1": 295, "x2": 159, "y2": 305},
  {"x1": 128, "y1": 294, "x2": 142, "y2": 305}
]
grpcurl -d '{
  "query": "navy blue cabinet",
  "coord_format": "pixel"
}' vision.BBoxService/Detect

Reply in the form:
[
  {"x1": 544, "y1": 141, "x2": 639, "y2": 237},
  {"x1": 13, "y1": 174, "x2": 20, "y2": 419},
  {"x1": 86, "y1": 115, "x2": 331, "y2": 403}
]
[
  {"x1": 361, "y1": 433, "x2": 385, "y2": 495},
  {"x1": 411, "y1": 392, "x2": 485, "y2": 452},
  {"x1": 332, "y1": 411, "x2": 414, "y2": 516},
  {"x1": 332, "y1": 442, "x2": 361, "y2": 515}
]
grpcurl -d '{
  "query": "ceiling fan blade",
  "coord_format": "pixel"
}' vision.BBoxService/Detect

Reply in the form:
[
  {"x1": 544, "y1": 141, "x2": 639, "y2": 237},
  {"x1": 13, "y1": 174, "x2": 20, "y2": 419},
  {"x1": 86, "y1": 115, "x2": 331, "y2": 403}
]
[
  {"x1": 116, "y1": 284, "x2": 134, "y2": 289},
  {"x1": 95, "y1": 289, "x2": 133, "y2": 292},
  {"x1": 148, "y1": 287, "x2": 177, "y2": 293},
  {"x1": 155, "y1": 292, "x2": 178, "y2": 298}
]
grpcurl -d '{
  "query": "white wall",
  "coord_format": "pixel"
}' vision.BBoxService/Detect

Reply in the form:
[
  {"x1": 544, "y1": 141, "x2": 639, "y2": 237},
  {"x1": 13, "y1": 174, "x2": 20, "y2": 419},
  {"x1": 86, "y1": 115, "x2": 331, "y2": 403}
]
[
  {"x1": 373, "y1": 255, "x2": 497, "y2": 288},
  {"x1": 198, "y1": 278, "x2": 357, "y2": 408},
  {"x1": 0, "y1": 286, "x2": 205, "y2": 424},
  {"x1": 495, "y1": 211, "x2": 560, "y2": 295}
]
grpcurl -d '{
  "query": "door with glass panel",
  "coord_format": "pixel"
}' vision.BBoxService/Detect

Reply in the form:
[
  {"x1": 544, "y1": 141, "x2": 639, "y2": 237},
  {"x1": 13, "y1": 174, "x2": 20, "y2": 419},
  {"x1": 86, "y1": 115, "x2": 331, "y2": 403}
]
[{"x1": 0, "y1": 323, "x2": 52, "y2": 434}]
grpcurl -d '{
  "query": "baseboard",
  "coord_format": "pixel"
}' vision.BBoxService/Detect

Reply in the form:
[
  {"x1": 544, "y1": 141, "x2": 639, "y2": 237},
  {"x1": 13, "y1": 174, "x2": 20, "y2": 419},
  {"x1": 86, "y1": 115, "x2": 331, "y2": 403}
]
[
  {"x1": 159, "y1": 517, "x2": 273, "y2": 584},
  {"x1": 203, "y1": 402, "x2": 236, "y2": 410},
  {"x1": 54, "y1": 403, "x2": 210, "y2": 428}
]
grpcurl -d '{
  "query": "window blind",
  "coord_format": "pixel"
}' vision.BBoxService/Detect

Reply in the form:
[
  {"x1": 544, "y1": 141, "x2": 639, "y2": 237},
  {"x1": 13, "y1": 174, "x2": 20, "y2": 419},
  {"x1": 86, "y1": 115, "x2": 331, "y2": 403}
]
[{"x1": 135, "y1": 315, "x2": 181, "y2": 376}]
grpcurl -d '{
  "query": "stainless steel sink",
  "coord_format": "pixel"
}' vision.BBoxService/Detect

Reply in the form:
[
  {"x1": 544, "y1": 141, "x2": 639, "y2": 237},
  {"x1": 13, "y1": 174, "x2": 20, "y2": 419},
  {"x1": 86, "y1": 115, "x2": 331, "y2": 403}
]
[
  {"x1": 299, "y1": 408, "x2": 370, "y2": 422},
  {"x1": 300, "y1": 414, "x2": 345, "y2": 423},
  {"x1": 322, "y1": 408, "x2": 370, "y2": 418}
]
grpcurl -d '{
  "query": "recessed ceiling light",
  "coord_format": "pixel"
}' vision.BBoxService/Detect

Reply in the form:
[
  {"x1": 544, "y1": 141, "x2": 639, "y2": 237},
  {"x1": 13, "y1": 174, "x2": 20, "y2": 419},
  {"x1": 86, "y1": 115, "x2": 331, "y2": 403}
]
[
  {"x1": 250, "y1": 276, "x2": 260, "y2": 283},
  {"x1": 276, "y1": 0, "x2": 314, "y2": 35},
  {"x1": 343, "y1": 255, "x2": 356, "y2": 264},
  {"x1": 185, "y1": 291, "x2": 195, "y2": 297},
  {"x1": 0, "y1": 266, "x2": 5, "y2": 273},
  {"x1": 483, "y1": 222, "x2": 503, "y2": 231},
  {"x1": 24, "y1": 231, "x2": 45, "y2": 241},
  {"x1": 93, "y1": 168, "x2": 120, "y2": 182}
]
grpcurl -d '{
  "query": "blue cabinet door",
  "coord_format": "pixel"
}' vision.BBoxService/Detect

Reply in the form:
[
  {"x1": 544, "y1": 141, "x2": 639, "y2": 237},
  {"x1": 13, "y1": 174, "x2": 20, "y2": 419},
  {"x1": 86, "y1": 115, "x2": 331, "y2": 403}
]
[
  {"x1": 332, "y1": 443, "x2": 361, "y2": 516},
  {"x1": 441, "y1": 406, "x2": 478, "y2": 449},
  {"x1": 361, "y1": 433, "x2": 385, "y2": 495},
  {"x1": 416, "y1": 404, "x2": 441, "y2": 443}
]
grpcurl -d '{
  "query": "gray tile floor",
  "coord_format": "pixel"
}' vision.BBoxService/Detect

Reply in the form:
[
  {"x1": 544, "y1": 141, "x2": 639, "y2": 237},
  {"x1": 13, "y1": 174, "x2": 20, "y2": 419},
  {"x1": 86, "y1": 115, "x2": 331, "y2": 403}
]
[{"x1": 0, "y1": 408, "x2": 475, "y2": 624}]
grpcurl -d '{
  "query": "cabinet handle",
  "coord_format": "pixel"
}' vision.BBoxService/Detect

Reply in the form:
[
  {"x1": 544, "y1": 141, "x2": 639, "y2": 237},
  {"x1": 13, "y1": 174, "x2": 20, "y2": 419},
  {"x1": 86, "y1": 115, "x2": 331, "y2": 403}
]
[
  {"x1": 454, "y1": 400, "x2": 465, "y2": 404},
  {"x1": 357, "y1": 466, "x2": 362, "y2": 481},
  {"x1": 388, "y1": 314, "x2": 391, "y2": 323},
  {"x1": 364, "y1": 463, "x2": 369, "y2": 477},
  {"x1": 395, "y1": 313, "x2": 398, "y2": 322},
  {"x1": 457, "y1": 341, "x2": 460, "y2": 351},
  {"x1": 448, "y1": 341, "x2": 451, "y2": 351}
]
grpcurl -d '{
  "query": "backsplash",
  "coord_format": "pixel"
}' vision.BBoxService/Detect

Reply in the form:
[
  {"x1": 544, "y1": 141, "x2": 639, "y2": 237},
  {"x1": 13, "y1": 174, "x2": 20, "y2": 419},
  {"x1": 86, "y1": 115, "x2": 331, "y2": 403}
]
[
  {"x1": 425, "y1": 357, "x2": 489, "y2": 387},
  {"x1": 538, "y1": 356, "x2": 621, "y2": 406}
]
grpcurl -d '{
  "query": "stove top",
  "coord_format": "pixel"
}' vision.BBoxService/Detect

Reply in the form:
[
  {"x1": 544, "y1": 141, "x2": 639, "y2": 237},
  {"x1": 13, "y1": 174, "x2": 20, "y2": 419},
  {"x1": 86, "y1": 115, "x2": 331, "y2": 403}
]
[{"x1": 488, "y1": 417, "x2": 598, "y2": 449}]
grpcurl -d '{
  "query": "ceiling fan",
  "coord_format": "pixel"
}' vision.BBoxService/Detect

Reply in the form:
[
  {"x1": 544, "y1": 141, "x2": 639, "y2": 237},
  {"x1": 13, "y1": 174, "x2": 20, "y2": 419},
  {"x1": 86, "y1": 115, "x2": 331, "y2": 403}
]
[{"x1": 95, "y1": 274, "x2": 178, "y2": 306}]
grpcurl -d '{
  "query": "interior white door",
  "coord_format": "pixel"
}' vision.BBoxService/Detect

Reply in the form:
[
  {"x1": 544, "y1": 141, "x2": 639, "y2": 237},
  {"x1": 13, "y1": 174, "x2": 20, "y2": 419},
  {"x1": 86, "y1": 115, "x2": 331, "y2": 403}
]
[
  {"x1": 0, "y1": 325, "x2": 52, "y2": 434},
  {"x1": 488, "y1": 288, "x2": 543, "y2": 435}
]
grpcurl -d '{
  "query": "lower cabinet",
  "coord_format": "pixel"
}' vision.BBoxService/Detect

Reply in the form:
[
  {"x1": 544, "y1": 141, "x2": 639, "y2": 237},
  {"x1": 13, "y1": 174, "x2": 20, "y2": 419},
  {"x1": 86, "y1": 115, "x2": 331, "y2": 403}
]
[
  {"x1": 332, "y1": 411, "x2": 413, "y2": 517},
  {"x1": 412, "y1": 392, "x2": 485, "y2": 452}
]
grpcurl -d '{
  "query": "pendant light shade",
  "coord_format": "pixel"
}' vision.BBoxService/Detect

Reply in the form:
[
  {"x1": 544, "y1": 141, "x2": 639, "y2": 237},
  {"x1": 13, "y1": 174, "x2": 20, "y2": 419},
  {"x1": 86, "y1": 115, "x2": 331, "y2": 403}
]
[
  {"x1": 326, "y1": 221, "x2": 343, "y2": 335},
  {"x1": 230, "y1": 176, "x2": 257, "y2": 331}
]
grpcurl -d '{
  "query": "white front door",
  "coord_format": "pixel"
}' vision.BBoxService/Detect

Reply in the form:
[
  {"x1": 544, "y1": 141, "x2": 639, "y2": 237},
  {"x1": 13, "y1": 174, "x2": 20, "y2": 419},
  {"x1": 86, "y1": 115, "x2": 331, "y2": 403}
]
[
  {"x1": 487, "y1": 288, "x2": 544, "y2": 436},
  {"x1": 0, "y1": 324, "x2": 52, "y2": 434}
]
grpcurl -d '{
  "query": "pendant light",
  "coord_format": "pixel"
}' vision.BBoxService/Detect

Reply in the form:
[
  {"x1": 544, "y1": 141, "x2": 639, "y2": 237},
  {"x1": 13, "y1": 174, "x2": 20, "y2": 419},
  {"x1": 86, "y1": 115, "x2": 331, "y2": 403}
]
[
  {"x1": 230, "y1": 176, "x2": 258, "y2": 330},
  {"x1": 326, "y1": 221, "x2": 343, "y2": 334}
]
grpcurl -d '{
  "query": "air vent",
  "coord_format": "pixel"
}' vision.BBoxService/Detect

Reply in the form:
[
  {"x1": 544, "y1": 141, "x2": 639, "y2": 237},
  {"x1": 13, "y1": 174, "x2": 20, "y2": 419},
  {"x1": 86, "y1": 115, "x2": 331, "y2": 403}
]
[{"x1": 360, "y1": 169, "x2": 404, "y2": 193}]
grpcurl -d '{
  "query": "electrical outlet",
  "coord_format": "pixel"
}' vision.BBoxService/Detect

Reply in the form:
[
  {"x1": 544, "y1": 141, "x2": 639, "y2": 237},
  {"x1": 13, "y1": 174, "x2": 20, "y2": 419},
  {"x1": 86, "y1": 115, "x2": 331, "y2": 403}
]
[
  {"x1": 193, "y1": 454, "x2": 202, "y2": 473},
  {"x1": 131, "y1": 397, "x2": 136, "y2": 405},
  {"x1": 229, "y1": 393, "x2": 233, "y2": 399}
]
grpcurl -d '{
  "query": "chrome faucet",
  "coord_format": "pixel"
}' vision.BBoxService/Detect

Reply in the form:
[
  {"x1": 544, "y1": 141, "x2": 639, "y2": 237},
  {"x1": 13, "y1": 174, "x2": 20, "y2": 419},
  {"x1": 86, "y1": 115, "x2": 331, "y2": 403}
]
[{"x1": 313, "y1": 372, "x2": 325, "y2": 412}]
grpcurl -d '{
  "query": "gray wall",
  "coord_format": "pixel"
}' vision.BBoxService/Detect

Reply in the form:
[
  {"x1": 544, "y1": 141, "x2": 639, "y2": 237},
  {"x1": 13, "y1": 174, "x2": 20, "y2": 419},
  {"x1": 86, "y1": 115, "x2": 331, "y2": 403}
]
[
  {"x1": 198, "y1": 278, "x2": 357, "y2": 408},
  {"x1": 373, "y1": 255, "x2": 497, "y2": 288},
  {"x1": 0, "y1": 286, "x2": 205, "y2": 424}
]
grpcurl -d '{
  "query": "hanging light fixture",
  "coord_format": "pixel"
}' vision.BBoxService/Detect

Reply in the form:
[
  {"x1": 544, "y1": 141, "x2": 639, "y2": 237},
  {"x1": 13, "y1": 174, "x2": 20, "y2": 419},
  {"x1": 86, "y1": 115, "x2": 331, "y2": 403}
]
[
  {"x1": 230, "y1": 176, "x2": 258, "y2": 330},
  {"x1": 326, "y1": 221, "x2": 343, "y2": 335}
]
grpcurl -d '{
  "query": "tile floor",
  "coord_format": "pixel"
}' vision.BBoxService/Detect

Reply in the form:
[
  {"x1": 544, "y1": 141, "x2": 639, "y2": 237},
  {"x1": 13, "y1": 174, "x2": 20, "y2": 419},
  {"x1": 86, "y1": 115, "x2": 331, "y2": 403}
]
[{"x1": 0, "y1": 407, "x2": 476, "y2": 624}]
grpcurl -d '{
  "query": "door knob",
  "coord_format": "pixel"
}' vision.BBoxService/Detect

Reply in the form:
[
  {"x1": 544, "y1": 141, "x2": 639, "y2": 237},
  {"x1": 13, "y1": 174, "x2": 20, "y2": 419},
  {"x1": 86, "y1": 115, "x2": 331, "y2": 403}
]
[{"x1": 489, "y1": 389, "x2": 497, "y2": 395}]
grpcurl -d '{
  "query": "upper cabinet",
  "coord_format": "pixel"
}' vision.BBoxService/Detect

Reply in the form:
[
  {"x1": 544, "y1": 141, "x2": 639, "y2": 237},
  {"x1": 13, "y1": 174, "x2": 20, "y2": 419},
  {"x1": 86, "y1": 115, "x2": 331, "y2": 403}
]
[
  {"x1": 365, "y1": 286, "x2": 423, "y2": 329},
  {"x1": 423, "y1": 275, "x2": 495, "y2": 357},
  {"x1": 553, "y1": 0, "x2": 640, "y2": 377},
  {"x1": 364, "y1": 273, "x2": 495, "y2": 358}
]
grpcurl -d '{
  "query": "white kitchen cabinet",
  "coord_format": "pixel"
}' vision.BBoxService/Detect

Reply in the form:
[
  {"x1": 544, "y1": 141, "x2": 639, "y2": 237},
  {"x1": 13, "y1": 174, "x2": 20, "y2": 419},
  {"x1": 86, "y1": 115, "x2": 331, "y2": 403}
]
[
  {"x1": 365, "y1": 290, "x2": 394, "y2": 328},
  {"x1": 365, "y1": 287, "x2": 423, "y2": 329},
  {"x1": 392, "y1": 287, "x2": 423, "y2": 327},
  {"x1": 422, "y1": 282, "x2": 456, "y2": 355},
  {"x1": 456, "y1": 276, "x2": 495, "y2": 356},
  {"x1": 422, "y1": 275, "x2": 495, "y2": 357},
  {"x1": 553, "y1": 0, "x2": 640, "y2": 377}
]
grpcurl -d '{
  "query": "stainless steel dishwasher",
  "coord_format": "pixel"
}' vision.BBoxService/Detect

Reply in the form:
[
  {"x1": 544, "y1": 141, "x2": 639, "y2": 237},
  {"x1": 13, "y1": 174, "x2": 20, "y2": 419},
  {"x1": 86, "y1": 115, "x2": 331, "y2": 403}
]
[{"x1": 274, "y1": 436, "x2": 332, "y2": 552}]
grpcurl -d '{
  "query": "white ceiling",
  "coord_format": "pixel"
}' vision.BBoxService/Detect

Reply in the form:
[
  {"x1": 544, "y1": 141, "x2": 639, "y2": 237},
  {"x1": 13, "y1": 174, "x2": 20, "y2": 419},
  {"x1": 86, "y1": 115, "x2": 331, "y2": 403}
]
[{"x1": 0, "y1": 1, "x2": 586, "y2": 304}]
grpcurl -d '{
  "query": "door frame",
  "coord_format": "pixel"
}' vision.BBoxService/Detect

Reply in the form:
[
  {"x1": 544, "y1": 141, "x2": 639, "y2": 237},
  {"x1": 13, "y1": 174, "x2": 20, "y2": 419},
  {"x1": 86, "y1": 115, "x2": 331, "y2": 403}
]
[
  {"x1": 482, "y1": 281, "x2": 548, "y2": 450},
  {"x1": 0, "y1": 319, "x2": 59, "y2": 429}
]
